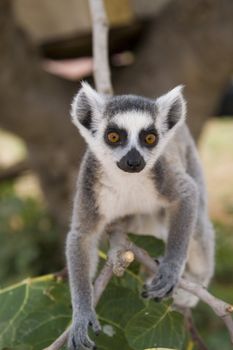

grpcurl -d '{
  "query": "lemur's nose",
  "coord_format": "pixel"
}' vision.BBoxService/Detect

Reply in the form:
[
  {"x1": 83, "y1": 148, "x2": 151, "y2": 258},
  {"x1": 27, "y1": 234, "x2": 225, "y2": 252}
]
[
  {"x1": 127, "y1": 157, "x2": 141, "y2": 169},
  {"x1": 117, "y1": 147, "x2": 146, "y2": 173}
]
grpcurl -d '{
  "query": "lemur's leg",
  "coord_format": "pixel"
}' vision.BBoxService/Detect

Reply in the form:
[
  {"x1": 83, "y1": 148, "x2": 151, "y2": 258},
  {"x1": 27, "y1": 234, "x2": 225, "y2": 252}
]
[
  {"x1": 66, "y1": 153, "x2": 105, "y2": 350},
  {"x1": 172, "y1": 140, "x2": 215, "y2": 308},
  {"x1": 173, "y1": 215, "x2": 215, "y2": 308},
  {"x1": 142, "y1": 165, "x2": 199, "y2": 300},
  {"x1": 66, "y1": 224, "x2": 103, "y2": 350}
]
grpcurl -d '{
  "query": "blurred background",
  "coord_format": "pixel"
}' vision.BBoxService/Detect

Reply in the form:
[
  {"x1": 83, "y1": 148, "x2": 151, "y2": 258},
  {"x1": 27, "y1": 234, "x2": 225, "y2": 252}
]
[{"x1": 0, "y1": 0, "x2": 233, "y2": 348}]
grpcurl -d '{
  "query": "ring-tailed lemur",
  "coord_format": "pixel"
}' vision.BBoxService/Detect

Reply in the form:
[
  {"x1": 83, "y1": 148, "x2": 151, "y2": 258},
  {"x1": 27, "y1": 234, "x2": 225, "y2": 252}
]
[{"x1": 66, "y1": 82, "x2": 215, "y2": 350}]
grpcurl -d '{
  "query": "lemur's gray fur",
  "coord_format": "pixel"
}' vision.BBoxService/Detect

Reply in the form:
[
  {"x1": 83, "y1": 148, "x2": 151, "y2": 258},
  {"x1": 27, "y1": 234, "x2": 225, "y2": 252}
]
[{"x1": 66, "y1": 82, "x2": 215, "y2": 350}]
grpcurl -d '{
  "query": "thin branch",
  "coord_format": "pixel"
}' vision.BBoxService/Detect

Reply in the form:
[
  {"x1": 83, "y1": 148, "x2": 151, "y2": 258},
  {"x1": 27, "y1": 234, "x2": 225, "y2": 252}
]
[
  {"x1": 93, "y1": 260, "x2": 113, "y2": 304},
  {"x1": 54, "y1": 267, "x2": 68, "y2": 281},
  {"x1": 88, "y1": 0, "x2": 113, "y2": 95},
  {"x1": 43, "y1": 328, "x2": 69, "y2": 350},
  {"x1": 182, "y1": 308, "x2": 209, "y2": 350}
]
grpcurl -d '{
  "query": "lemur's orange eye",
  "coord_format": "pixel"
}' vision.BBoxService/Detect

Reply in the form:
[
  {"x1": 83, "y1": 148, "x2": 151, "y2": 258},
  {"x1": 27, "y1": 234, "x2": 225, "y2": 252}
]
[
  {"x1": 145, "y1": 133, "x2": 157, "y2": 145},
  {"x1": 107, "y1": 132, "x2": 120, "y2": 143}
]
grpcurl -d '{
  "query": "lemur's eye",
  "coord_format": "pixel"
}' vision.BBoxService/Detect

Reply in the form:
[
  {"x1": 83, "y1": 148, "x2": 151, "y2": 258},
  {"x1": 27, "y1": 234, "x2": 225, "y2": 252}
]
[
  {"x1": 107, "y1": 132, "x2": 120, "y2": 143},
  {"x1": 145, "y1": 133, "x2": 157, "y2": 145}
]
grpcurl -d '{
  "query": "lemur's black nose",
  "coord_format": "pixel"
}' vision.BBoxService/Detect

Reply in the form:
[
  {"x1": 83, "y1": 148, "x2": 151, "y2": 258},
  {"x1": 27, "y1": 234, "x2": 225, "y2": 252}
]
[
  {"x1": 127, "y1": 156, "x2": 141, "y2": 169},
  {"x1": 117, "y1": 148, "x2": 145, "y2": 173},
  {"x1": 127, "y1": 159, "x2": 140, "y2": 168}
]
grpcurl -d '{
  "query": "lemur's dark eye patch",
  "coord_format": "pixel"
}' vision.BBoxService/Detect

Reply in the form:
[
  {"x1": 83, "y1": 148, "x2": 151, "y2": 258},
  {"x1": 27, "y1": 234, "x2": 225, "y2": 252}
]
[
  {"x1": 139, "y1": 127, "x2": 158, "y2": 148},
  {"x1": 104, "y1": 126, "x2": 127, "y2": 147}
]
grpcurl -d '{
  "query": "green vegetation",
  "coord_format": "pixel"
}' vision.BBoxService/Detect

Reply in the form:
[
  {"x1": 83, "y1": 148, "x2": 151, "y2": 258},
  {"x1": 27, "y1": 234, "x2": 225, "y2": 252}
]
[
  {"x1": 0, "y1": 255, "x2": 185, "y2": 350},
  {"x1": 0, "y1": 182, "x2": 62, "y2": 287}
]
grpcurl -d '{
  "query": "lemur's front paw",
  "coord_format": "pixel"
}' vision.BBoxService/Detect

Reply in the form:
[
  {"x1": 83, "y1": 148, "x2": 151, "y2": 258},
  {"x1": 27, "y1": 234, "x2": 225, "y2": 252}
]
[
  {"x1": 142, "y1": 261, "x2": 180, "y2": 301},
  {"x1": 68, "y1": 310, "x2": 101, "y2": 350}
]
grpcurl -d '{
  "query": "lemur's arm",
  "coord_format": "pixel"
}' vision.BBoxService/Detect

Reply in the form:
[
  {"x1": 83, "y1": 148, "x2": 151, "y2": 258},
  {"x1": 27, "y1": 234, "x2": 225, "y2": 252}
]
[
  {"x1": 66, "y1": 153, "x2": 102, "y2": 350},
  {"x1": 143, "y1": 159, "x2": 198, "y2": 300}
]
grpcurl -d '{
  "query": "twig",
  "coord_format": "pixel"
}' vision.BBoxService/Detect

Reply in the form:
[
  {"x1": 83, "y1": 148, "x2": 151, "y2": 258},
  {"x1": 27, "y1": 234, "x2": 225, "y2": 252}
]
[
  {"x1": 180, "y1": 279, "x2": 233, "y2": 344},
  {"x1": 43, "y1": 328, "x2": 69, "y2": 350},
  {"x1": 54, "y1": 267, "x2": 68, "y2": 281},
  {"x1": 182, "y1": 308, "x2": 209, "y2": 350},
  {"x1": 93, "y1": 260, "x2": 113, "y2": 304},
  {"x1": 88, "y1": 0, "x2": 113, "y2": 95}
]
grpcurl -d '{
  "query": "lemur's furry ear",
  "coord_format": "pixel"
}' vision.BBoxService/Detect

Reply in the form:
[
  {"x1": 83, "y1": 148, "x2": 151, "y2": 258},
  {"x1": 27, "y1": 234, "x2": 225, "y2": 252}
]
[
  {"x1": 155, "y1": 85, "x2": 186, "y2": 134},
  {"x1": 71, "y1": 82, "x2": 106, "y2": 131}
]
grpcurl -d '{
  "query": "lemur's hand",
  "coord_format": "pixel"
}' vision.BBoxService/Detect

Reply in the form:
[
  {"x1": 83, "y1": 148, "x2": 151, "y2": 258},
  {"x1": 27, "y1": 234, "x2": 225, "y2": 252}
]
[
  {"x1": 142, "y1": 261, "x2": 180, "y2": 301},
  {"x1": 68, "y1": 309, "x2": 101, "y2": 350}
]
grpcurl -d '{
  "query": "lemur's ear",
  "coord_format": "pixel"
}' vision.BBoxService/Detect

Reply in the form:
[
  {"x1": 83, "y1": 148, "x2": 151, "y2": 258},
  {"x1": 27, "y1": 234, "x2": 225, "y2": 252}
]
[
  {"x1": 155, "y1": 85, "x2": 186, "y2": 135},
  {"x1": 71, "y1": 82, "x2": 106, "y2": 132}
]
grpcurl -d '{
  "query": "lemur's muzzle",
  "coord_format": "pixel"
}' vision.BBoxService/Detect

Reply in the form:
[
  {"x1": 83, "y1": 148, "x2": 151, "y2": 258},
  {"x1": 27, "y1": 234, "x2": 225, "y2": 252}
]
[{"x1": 117, "y1": 147, "x2": 145, "y2": 173}]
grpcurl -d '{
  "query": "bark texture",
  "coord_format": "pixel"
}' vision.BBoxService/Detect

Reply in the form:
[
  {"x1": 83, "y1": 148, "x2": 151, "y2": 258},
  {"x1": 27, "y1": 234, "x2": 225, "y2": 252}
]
[{"x1": 0, "y1": 0, "x2": 233, "y2": 230}]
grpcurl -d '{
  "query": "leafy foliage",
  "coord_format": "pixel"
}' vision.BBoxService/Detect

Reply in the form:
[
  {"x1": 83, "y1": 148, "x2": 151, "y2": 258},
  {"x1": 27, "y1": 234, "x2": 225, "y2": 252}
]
[
  {"x1": 0, "y1": 182, "x2": 62, "y2": 286},
  {"x1": 0, "y1": 251, "x2": 186, "y2": 350}
]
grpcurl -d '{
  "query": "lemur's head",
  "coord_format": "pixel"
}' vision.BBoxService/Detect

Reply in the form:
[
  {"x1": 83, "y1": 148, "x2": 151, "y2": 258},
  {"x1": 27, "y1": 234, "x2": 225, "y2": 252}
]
[{"x1": 71, "y1": 82, "x2": 186, "y2": 174}]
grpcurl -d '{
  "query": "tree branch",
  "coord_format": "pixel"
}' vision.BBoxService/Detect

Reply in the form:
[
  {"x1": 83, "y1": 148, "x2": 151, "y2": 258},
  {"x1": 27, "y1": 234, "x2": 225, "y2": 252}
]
[
  {"x1": 88, "y1": 0, "x2": 113, "y2": 95},
  {"x1": 183, "y1": 308, "x2": 209, "y2": 350}
]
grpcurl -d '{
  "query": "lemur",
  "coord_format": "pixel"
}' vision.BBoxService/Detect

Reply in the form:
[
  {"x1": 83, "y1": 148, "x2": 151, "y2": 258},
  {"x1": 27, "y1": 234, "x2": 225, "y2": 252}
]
[{"x1": 66, "y1": 82, "x2": 215, "y2": 350}]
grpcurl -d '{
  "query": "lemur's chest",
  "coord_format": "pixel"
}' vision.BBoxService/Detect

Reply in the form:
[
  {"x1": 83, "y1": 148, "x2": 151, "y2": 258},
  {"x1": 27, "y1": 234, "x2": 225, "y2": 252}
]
[{"x1": 97, "y1": 171, "x2": 162, "y2": 222}]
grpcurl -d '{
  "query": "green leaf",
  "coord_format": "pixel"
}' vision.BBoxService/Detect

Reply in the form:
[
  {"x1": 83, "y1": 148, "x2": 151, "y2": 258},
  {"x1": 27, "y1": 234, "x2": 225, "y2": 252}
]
[
  {"x1": 0, "y1": 261, "x2": 185, "y2": 350},
  {"x1": 95, "y1": 325, "x2": 132, "y2": 350},
  {"x1": 97, "y1": 282, "x2": 145, "y2": 328},
  {"x1": 129, "y1": 234, "x2": 165, "y2": 258},
  {"x1": 0, "y1": 275, "x2": 71, "y2": 350},
  {"x1": 125, "y1": 301, "x2": 185, "y2": 350}
]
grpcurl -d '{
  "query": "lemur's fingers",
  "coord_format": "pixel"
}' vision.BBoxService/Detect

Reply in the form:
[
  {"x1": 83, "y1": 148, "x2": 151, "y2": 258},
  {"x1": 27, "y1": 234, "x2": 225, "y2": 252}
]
[
  {"x1": 144, "y1": 282, "x2": 175, "y2": 299},
  {"x1": 69, "y1": 331, "x2": 94, "y2": 350},
  {"x1": 68, "y1": 314, "x2": 99, "y2": 350},
  {"x1": 69, "y1": 329, "x2": 95, "y2": 350},
  {"x1": 89, "y1": 314, "x2": 101, "y2": 335},
  {"x1": 141, "y1": 261, "x2": 179, "y2": 300}
]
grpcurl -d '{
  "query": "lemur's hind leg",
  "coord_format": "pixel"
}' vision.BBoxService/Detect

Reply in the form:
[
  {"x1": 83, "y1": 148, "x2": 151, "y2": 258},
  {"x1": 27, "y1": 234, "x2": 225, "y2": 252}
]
[{"x1": 173, "y1": 215, "x2": 215, "y2": 308}]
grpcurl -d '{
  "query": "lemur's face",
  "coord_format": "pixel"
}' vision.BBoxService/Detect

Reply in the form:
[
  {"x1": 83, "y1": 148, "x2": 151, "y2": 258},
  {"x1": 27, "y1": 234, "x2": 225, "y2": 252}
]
[
  {"x1": 71, "y1": 83, "x2": 186, "y2": 174},
  {"x1": 103, "y1": 104, "x2": 158, "y2": 173}
]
